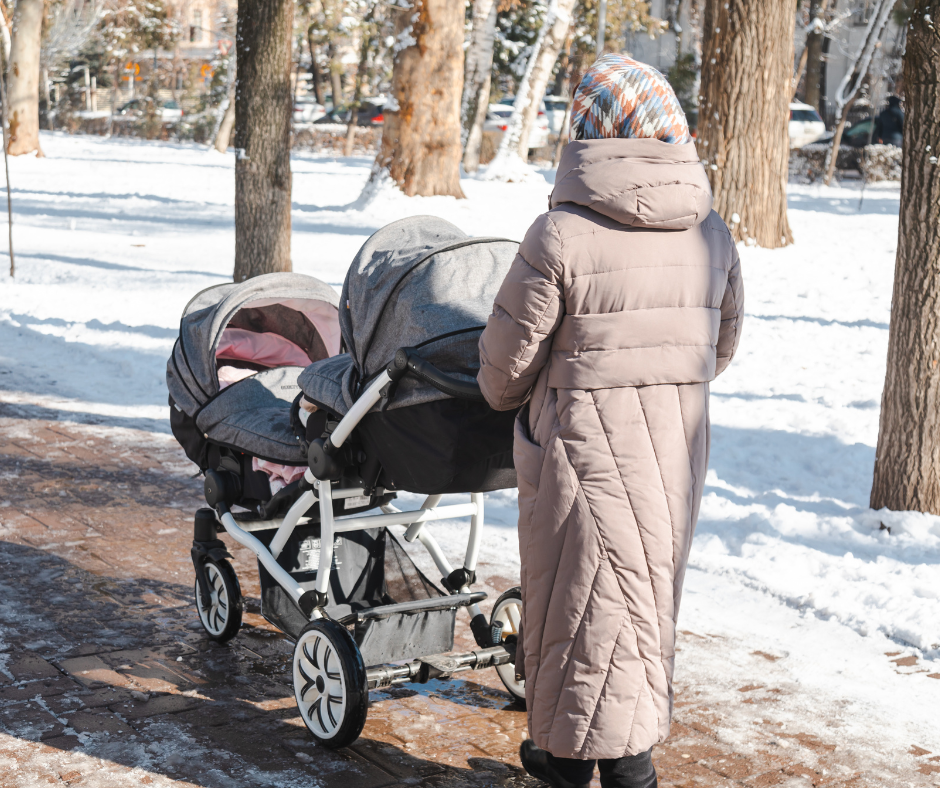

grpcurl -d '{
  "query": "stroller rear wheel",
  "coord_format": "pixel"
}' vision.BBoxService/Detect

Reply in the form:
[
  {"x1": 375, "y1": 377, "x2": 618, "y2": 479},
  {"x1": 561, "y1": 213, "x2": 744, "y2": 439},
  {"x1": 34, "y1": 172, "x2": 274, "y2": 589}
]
[
  {"x1": 293, "y1": 619, "x2": 367, "y2": 748},
  {"x1": 491, "y1": 587, "x2": 526, "y2": 706},
  {"x1": 194, "y1": 558, "x2": 243, "y2": 643}
]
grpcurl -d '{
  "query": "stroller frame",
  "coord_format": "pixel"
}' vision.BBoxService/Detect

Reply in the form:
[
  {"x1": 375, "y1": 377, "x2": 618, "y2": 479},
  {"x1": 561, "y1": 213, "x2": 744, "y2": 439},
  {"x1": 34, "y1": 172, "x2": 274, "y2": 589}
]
[{"x1": 198, "y1": 350, "x2": 523, "y2": 748}]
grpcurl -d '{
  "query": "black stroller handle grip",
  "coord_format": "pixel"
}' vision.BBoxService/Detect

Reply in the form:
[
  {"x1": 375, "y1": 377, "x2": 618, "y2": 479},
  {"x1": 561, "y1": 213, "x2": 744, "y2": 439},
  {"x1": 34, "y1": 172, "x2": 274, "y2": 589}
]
[{"x1": 390, "y1": 348, "x2": 487, "y2": 403}]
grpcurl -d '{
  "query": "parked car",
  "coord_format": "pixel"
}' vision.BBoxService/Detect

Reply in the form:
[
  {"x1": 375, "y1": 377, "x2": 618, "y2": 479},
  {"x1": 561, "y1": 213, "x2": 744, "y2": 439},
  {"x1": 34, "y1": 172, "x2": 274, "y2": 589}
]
[
  {"x1": 115, "y1": 98, "x2": 183, "y2": 122},
  {"x1": 789, "y1": 101, "x2": 826, "y2": 148},
  {"x1": 841, "y1": 117, "x2": 877, "y2": 148},
  {"x1": 542, "y1": 96, "x2": 570, "y2": 135},
  {"x1": 311, "y1": 98, "x2": 385, "y2": 127},
  {"x1": 485, "y1": 102, "x2": 550, "y2": 150},
  {"x1": 355, "y1": 98, "x2": 386, "y2": 126},
  {"x1": 293, "y1": 98, "x2": 326, "y2": 124},
  {"x1": 313, "y1": 108, "x2": 348, "y2": 125}
]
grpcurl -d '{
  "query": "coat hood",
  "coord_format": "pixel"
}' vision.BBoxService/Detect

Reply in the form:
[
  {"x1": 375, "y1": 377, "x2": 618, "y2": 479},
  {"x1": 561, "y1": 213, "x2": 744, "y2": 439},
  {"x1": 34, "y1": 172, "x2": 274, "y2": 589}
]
[{"x1": 550, "y1": 138, "x2": 713, "y2": 230}]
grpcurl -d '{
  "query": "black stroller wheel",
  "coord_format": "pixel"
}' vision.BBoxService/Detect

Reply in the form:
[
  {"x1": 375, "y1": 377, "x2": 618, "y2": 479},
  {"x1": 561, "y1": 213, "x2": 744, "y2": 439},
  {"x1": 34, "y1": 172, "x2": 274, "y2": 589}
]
[
  {"x1": 491, "y1": 586, "x2": 526, "y2": 706},
  {"x1": 292, "y1": 619, "x2": 367, "y2": 748},
  {"x1": 194, "y1": 558, "x2": 243, "y2": 643}
]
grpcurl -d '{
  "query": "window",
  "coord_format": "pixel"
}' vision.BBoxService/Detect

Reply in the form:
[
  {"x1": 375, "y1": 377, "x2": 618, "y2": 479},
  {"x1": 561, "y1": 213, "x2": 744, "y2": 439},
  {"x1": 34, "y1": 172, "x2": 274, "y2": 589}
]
[
  {"x1": 790, "y1": 109, "x2": 822, "y2": 123},
  {"x1": 193, "y1": 10, "x2": 203, "y2": 42}
]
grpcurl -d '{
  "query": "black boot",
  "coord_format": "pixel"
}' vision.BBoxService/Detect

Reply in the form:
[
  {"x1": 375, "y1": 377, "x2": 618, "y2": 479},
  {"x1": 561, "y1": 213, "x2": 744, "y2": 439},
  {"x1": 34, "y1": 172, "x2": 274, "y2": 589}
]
[
  {"x1": 597, "y1": 747, "x2": 657, "y2": 788},
  {"x1": 519, "y1": 740, "x2": 593, "y2": 788}
]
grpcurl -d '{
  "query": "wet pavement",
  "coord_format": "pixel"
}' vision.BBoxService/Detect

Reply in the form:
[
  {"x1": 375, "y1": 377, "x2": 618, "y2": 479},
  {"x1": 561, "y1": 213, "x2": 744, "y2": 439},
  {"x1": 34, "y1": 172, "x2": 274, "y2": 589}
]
[{"x1": 0, "y1": 414, "x2": 934, "y2": 787}]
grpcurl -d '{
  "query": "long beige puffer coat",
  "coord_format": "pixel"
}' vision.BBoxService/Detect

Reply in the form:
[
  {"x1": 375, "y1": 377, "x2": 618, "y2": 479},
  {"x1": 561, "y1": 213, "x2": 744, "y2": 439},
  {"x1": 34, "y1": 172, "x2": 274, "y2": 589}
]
[{"x1": 478, "y1": 137, "x2": 743, "y2": 760}]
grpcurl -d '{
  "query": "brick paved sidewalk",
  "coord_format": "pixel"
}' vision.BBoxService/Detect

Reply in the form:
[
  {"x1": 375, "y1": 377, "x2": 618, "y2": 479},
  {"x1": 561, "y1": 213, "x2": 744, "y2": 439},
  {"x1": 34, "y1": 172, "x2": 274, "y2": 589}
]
[{"x1": 0, "y1": 413, "x2": 935, "y2": 787}]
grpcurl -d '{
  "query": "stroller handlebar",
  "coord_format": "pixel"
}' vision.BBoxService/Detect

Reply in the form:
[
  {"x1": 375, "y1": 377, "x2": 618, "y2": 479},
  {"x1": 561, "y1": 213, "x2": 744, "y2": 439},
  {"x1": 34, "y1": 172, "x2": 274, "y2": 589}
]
[{"x1": 390, "y1": 348, "x2": 487, "y2": 403}]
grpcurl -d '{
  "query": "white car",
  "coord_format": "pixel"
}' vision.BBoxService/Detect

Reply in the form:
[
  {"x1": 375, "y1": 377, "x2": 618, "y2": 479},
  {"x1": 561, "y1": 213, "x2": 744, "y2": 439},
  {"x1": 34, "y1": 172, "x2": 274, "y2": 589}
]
[
  {"x1": 789, "y1": 101, "x2": 826, "y2": 148},
  {"x1": 542, "y1": 96, "x2": 571, "y2": 135},
  {"x1": 293, "y1": 98, "x2": 326, "y2": 124},
  {"x1": 485, "y1": 101, "x2": 550, "y2": 150}
]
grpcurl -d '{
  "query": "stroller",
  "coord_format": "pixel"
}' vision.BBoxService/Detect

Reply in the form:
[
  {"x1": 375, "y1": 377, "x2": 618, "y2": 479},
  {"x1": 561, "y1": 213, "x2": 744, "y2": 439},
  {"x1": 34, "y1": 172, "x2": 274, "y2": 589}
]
[{"x1": 167, "y1": 217, "x2": 526, "y2": 748}]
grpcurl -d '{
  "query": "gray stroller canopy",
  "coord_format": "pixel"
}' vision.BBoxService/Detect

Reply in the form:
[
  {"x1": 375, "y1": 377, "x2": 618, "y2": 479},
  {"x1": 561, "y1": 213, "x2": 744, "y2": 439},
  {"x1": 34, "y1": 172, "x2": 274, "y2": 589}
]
[
  {"x1": 167, "y1": 272, "x2": 340, "y2": 464},
  {"x1": 299, "y1": 216, "x2": 518, "y2": 415}
]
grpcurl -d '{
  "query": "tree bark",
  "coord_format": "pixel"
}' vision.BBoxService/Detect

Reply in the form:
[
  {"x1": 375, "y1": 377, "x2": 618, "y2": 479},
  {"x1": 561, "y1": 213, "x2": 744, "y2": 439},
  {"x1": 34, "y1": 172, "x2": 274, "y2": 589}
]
[
  {"x1": 461, "y1": 0, "x2": 497, "y2": 173},
  {"x1": 370, "y1": 0, "x2": 465, "y2": 198},
  {"x1": 306, "y1": 26, "x2": 323, "y2": 106},
  {"x1": 5, "y1": 0, "x2": 43, "y2": 156},
  {"x1": 697, "y1": 0, "x2": 794, "y2": 248},
  {"x1": 233, "y1": 0, "x2": 293, "y2": 281},
  {"x1": 870, "y1": 0, "x2": 940, "y2": 513}
]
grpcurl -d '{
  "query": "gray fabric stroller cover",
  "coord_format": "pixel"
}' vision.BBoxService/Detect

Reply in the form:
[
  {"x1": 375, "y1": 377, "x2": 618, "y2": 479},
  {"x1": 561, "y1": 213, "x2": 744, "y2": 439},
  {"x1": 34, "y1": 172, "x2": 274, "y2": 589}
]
[
  {"x1": 167, "y1": 273, "x2": 340, "y2": 465},
  {"x1": 299, "y1": 215, "x2": 518, "y2": 415}
]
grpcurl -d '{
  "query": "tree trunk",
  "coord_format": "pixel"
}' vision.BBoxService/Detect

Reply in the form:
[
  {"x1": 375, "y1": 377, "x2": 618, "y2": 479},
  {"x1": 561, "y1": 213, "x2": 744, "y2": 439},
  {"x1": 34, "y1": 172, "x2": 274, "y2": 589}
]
[
  {"x1": 819, "y1": 33, "x2": 830, "y2": 119},
  {"x1": 233, "y1": 0, "x2": 293, "y2": 281},
  {"x1": 370, "y1": 0, "x2": 465, "y2": 198},
  {"x1": 803, "y1": 0, "x2": 828, "y2": 109},
  {"x1": 461, "y1": 0, "x2": 497, "y2": 173},
  {"x1": 306, "y1": 26, "x2": 323, "y2": 106},
  {"x1": 328, "y1": 41, "x2": 343, "y2": 107},
  {"x1": 344, "y1": 2, "x2": 378, "y2": 157},
  {"x1": 870, "y1": 0, "x2": 940, "y2": 513},
  {"x1": 822, "y1": 94, "x2": 854, "y2": 185},
  {"x1": 212, "y1": 54, "x2": 237, "y2": 152},
  {"x1": 697, "y1": 0, "x2": 794, "y2": 248},
  {"x1": 484, "y1": 0, "x2": 576, "y2": 180},
  {"x1": 214, "y1": 85, "x2": 237, "y2": 152},
  {"x1": 791, "y1": 42, "x2": 808, "y2": 100},
  {"x1": 514, "y1": 0, "x2": 575, "y2": 159},
  {"x1": 5, "y1": 0, "x2": 43, "y2": 156}
]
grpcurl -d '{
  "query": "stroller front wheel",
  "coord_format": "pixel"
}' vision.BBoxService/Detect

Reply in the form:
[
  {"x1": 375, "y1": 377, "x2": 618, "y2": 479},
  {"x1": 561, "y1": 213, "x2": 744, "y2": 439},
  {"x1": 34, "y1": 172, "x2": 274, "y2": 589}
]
[
  {"x1": 194, "y1": 558, "x2": 243, "y2": 643},
  {"x1": 491, "y1": 587, "x2": 526, "y2": 706},
  {"x1": 293, "y1": 619, "x2": 367, "y2": 748}
]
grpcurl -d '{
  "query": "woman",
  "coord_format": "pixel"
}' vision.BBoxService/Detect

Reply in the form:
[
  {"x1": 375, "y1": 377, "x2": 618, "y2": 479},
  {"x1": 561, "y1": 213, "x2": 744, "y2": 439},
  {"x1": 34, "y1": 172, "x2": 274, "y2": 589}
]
[{"x1": 478, "y1": 55, "x2": 744, "y2": 788}]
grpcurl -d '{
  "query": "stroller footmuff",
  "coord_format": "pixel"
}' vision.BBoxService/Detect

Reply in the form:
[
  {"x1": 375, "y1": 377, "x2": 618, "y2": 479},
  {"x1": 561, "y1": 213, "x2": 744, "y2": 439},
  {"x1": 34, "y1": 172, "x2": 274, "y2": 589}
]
[{"x1": 168, "y1": 219, "x2": 527, "y2": 750}]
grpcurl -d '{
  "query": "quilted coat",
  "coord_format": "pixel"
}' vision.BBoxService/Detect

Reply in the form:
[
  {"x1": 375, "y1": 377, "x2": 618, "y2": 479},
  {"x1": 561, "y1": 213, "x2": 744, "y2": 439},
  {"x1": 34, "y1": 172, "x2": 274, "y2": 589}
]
[{"x1": 478, "y1": 137, "x2": 744, "y2": 759}]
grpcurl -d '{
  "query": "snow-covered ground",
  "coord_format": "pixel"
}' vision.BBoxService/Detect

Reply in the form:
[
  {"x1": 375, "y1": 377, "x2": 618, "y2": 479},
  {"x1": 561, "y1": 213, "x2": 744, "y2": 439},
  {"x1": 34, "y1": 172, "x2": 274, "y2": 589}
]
[{"x1": 1, "y1": 133, "x2": 938, "y2": 768}]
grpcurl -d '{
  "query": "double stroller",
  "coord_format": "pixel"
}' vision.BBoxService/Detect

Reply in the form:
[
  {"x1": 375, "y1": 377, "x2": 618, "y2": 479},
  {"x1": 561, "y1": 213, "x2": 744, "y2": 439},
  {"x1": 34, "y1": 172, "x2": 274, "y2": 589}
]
[{"x1": 167, "y1": 217, "x2": 525, "y2": 747}]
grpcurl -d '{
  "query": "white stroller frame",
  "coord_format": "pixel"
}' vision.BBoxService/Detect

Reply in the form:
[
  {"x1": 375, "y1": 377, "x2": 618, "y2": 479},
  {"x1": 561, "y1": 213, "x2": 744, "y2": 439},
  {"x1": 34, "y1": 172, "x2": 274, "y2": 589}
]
[
  {"x1": 216, "y1": 367, "x2": 486, "y2": 625},
  {"x1": 201, "y1": 360, "x2": 525, "y2": 748}
]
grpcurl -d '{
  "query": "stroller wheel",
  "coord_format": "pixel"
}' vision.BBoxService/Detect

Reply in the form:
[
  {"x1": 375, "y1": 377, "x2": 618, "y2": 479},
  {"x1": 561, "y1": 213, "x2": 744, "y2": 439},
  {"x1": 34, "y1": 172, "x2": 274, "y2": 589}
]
[
  {"x1": 194, "y1": 558, "x2": 243, "y2": 643},
  {"x1": 491, "y1": 587, "x2": 526, "y2": 706},
  {"x1": 293, "y1": 619, "x2": 367, "y2": 748}
]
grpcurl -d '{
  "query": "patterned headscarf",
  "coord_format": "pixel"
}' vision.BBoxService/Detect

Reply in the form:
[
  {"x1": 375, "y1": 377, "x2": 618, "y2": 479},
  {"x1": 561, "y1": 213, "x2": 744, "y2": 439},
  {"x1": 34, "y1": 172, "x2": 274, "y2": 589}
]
[{"x1": 570, "y1": 54, "x2": 691, "y2": 144}]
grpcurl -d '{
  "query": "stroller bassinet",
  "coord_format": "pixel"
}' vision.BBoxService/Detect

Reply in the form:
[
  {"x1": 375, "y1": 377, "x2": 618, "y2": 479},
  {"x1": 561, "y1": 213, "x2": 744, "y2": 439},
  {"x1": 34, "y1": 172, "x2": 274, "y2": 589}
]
[{"x1": 299, "y1": 215, "x2": 520, "y2": 495}]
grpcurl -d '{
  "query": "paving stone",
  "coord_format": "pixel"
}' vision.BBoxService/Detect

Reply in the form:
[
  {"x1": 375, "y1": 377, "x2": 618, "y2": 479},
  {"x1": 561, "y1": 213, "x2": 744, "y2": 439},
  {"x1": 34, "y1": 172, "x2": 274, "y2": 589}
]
[
  {"x1": 66, "y1": 710, "x2": 132, "y2": 735},
  {"x1": 8, "y1": 652, "x2": 62, "y2": 681},
  {"x1": 0, "y1": 702, "x2": 67, "y2": 741},
  {"x1": 0, "y1": 674, "x2": 78, "y2": 701},
  {"x1": 109, "y1": 692, "x2": 203, "y2": 719},
  {"x1": 58, "y1": 655, "x2": 136, "y2": 689}
]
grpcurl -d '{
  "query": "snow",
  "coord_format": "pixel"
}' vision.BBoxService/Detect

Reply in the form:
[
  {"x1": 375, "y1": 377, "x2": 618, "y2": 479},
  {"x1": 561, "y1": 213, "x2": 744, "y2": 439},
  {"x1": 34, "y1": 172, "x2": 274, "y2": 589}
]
[{"x1": 2, "y1": 133, "x2": 939, "y2": 762}]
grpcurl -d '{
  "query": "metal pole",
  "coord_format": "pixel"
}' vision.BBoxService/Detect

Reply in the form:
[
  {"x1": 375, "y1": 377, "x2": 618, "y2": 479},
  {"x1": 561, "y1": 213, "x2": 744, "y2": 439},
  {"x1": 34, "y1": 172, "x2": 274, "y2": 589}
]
[{"x1": 596, "y1": 0, "x2": 607, "y2": 57}]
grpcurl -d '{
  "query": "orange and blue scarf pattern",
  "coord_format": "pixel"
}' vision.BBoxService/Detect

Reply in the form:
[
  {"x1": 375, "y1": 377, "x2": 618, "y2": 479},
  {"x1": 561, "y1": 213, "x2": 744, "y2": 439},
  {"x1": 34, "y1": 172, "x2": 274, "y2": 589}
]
[{"x1": 570, "y1": 54, "x2": 691, "y2": 144}]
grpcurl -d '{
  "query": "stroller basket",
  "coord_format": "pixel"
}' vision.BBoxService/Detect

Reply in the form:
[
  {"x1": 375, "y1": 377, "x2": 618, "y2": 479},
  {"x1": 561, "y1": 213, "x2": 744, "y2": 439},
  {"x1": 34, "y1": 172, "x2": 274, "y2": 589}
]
[{"x1": 255, "y1": 524, "x2": 476, "y2": 667}]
